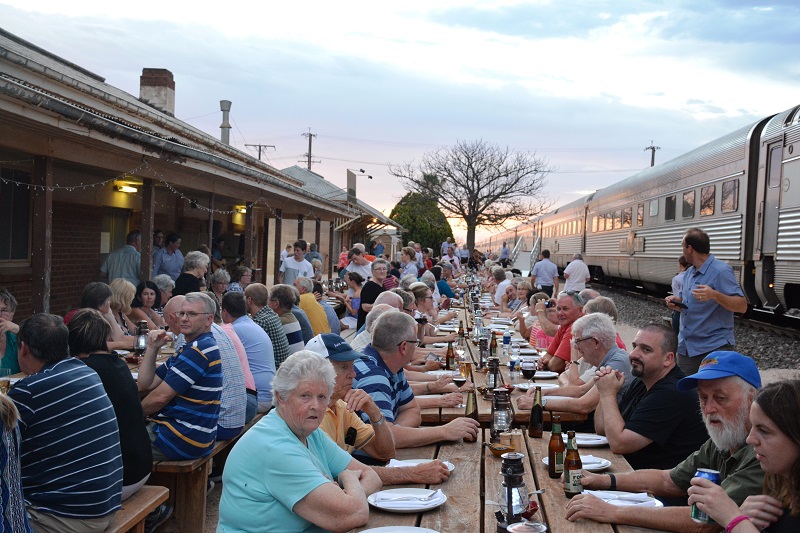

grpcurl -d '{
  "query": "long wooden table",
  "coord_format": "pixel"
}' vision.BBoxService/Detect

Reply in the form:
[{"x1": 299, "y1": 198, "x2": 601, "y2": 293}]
[{"x1": 354, "y1": 427, "x2": 665, "y2": 532}]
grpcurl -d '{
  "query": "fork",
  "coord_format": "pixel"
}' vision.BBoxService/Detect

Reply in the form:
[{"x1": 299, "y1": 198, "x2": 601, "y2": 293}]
[{"x1": 375, "y1": 489, "x2": 442, "y2": 502}]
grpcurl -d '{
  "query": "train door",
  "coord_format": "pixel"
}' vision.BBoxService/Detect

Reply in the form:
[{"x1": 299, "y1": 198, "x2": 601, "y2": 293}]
[{"x1": 761, "y1": 143, "x2": 782, "y2": 254}]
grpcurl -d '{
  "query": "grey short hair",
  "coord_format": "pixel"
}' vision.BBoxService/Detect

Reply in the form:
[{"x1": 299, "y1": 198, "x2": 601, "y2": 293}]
[
  {"x1": 295, "y1": 276, "x2": 313, "y2": 293},
  {"x1": 582, "y1": 296, "x2": 618, "y2": 323},
  {"x1": 372, "y1": 258, "x2": 389, "y2": 271},
  {"x1": 153, "y1": 274, "x2": 175, "y2": 292},
  {"x1": 571, "y1": 313, "x2": 616, "y2": 349},
  {"x1": 484, "y1": 259, "x2": 495, "y2": 269},
  {"x1": 419, "y1": 270, "x2": 435, "y2": 290},
  {"x1": 371, "y1": 311, "x2": 417, "y2": 352},
  {"x1": 271, "y1": 350, "x2": 336, "y2": 408},
  {"x1": 573, "y1": 253, "x2": 584, "y2": 261},
  {"x1": 269, "y1": 284, "x2": 297, "y2": 311},
  {"x1": 210, "y1": 269, "x2": 231, "y2": 285},
  {"x1": 365, "y1": 304, "x2": 399, "y2": 333},
  {"x1": 390, "y1": 288, "x2": 413, "y2": 310},
  {"x1": 399, "y1": 275, "x2": 418, "y2": 290},
  {"x1": 184, "y1": 292, "x2": 217, "y2": 315},
  {"x1": 492, "y1": 266, "x2": 506, "y2": 282},
  {"x1": 184, "y1": 250, "x2": 210, "y2": 272},
  {"x1": 0, "y1": 289, "x2": 17, "y2": 313}
]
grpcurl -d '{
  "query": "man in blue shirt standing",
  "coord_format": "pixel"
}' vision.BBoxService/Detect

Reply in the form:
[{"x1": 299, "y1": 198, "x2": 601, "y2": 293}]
[
  {"x1": 530, "y1": 249, "x2": 559, "y2": 297},
  {"x1": 665, "y1": 228, "x2": 747, "y2": 375},
  {"x1": 11, "y1": 313, "x2": 123, "y2": 531},
  {"x1": 100, "y1": 230, "x2": 142, "y2": 286}
]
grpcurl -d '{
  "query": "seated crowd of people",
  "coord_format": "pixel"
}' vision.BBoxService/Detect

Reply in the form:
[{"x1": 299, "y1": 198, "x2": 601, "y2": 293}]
[{"x1": 0, "y1": 231, "x2": 797, "y2": 533}]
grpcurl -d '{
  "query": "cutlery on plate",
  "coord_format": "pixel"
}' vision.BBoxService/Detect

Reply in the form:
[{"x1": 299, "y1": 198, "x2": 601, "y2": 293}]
[{"x1": 375, "y1": 489, "x2": 442, "y2": 502}]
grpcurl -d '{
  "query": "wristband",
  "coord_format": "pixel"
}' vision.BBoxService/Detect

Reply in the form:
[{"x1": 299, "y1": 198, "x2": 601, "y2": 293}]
[
  {"x1": 371, "y1": 413, "x2": 386, "y2": 427},
  {"x1": 725, "y1": 515, "x2": 750, "y2": 533},
  {"x1": 608, "y1": 473, "x2": 616, "y2": 491}
]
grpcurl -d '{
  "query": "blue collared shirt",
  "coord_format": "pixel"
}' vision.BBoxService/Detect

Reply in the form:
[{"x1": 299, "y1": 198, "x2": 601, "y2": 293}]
[
  {"x1": 152, "y1": 248, "x2": 184, "y2": 281},
  {"x1": 678, "y1": 254, "x2": 744, "y2": 356}
]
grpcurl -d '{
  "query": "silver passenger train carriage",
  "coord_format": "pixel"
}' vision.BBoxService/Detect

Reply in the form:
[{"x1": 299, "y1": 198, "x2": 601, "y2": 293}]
[{"x1": 524, "y1": 103, "x2": 800, "y2": 315}]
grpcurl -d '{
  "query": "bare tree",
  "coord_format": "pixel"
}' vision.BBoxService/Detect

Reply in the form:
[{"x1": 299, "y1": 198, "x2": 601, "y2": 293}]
[{"x1": 390, "y1": 139, "x2": 553, "y2": 250}]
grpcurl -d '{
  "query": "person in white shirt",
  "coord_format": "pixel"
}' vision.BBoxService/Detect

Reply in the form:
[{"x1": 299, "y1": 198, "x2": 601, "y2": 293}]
[
  {"x1": 344, "y1": 248, "x2": 373, "y2": 281},
  {"x1": 279, "y1": 240, "x2": 315, "y2": 286},
  {"x1": 442, "y1": 246, "x2": 460, "y2": 271},
  {"x1": 492, "y1": 266, "x2": 511, "y2": 306},
  {"x1": 563, "y1": 253, "x2": 591, "y2": 292}
]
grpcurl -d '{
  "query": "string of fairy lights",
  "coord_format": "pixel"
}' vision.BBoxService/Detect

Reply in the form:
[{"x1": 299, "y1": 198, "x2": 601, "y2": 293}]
[{"x1": 0, "y1": 157, "x2": 362, "y2": 221}]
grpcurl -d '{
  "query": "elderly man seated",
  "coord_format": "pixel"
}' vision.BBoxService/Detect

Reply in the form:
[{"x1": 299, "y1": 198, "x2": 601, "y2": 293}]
[
  {"x1": 537, "y1": 290, "x2": 584, "y2": 373},
  {"x1": 10, "y1": 313, "x2": 123, "y2": 531},
  {"x1": 566, "y1": 351, "x2": 764, "y2": 532},
  {"x1": 217, "y1": 351, "x2": 381, "y2": 533},
  {"x1": 139, "y1": 292, "x2": 222, "y2": 460},
  {"x1": 307, "y1": 334, "x2": 451, "y2": 485},
  {"x1": 353, "y1": 311, "x2": 479, "y2": 453},
  {"x1": 517, "y1": 312, "x2": 631, "y2": 415}
]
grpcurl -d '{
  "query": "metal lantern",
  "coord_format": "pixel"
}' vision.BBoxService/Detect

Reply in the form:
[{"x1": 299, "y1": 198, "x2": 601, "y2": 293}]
[
  {"x1": 491, "y1": 388, "x2": 512, "y2": 441},
  {"x1": 496, "y1": 452, "x2": 530, "y2": 532}
]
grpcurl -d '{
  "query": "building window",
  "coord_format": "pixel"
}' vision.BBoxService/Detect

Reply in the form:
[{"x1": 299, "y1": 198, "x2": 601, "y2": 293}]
[
  {"x1": 665, "y1": 195, "x2": 676, "y2": 221},
  {"x1": 637, "y1": 203, "x2": 644, "y2": 226},
  {"x1": 722, "y1": 179, "x2": 739, "y2": 213},
  {"x1": 0, "y1": 169, "x2": 31, "y2": 262},
  {"x1": 700, "y1": 185, "x2": 715, "y2": 216},
  {"x1": 683, "y1": 190, "x2": 695, "y2": 219},
  {"x1": 649, "y1": 199, "x2": 658, "y2": 217},
  {"x1": 622, "y1": 207, "x2": 632, "y2": 228}
]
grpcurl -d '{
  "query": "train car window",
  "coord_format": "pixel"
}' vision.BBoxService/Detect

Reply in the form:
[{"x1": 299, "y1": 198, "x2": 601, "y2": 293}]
[
  {"x1": 665, "y1": 196, "x2": 676, "y2": 221},
  {"x1": 649, "y1": 199, "x2": 658, "y2": 217},
  {"x1": 722, "y1": 179, "x2": 739, "y2": 213},
  {"x1": 700, "y1": 185, "x2": 715, "y2": 216},
  {"x1": 598, "y1": 213, "x2": 605, "y2": 231},
  {"x1": 768, "y1": 145, "x2": 782, "y2": 188},
  {"x1": 682, "y1": 191, "x2": 695, "y2": 218},
  {"x1": 592, "y1": 216, "x2": 598, "y2": 233},
  {"x1": 637, "y1": 204, "x2": 644, "y2": 226},
  {"x1": 622, "y1": 207, "x2": 632, "y2": 228},
  {"x1": 614, "y1": 210, "x2": 622, "y2": 229}
]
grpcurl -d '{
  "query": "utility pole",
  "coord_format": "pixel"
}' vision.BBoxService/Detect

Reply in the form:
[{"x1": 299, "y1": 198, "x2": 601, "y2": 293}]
[
  {"x1": 644, "y1": 141, "x2": 660, "y2": 167},
  {"x1": 300, "y1": 128, "x2": 320, "y2": 169},
  {"x1": 245, "y1": 144, "x2": 275, "y2": 161}
]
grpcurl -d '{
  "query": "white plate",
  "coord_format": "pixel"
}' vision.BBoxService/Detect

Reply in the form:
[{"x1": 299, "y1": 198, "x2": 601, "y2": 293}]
[
  {"x1": 575, "y1": 434, "x2": 609, "y2": 447},
  {"x1": 533, "y1": 371, "x2": 558, "y2": 379},
  {"x1": 431, "y1": 342, "x2": 448, "y2": 348},
  {"x1": 362, "y1": 526, "x2": 439, "y2": 533},
  {"x1": 515, "y1": 382, "x2": 559, "y2": 391},
  {"x1": 519, "y1": 348, "x2": 539, "y2": 355},
  {"x1": 542, "y1": 455, "x2": 611, "y2": 472},
  {"x1": 368, "y1": 488, "x2": 447, "y2": 513},
  {"x1": 130, "y1": 372, "x2": 138, "y2": 380},
  {"x1": 437, "y1": 326, "x2": 457, "y2": 332},
  {"x1": 114, "y1": 350, "x2": 130, "y2": 355},
  {"x1": 585, "y1": 490, "x2": 663, "y2": 507},
  {"x1": 426, "y1": 370, "x2": 454, "y2": 377},
  {"x1": 389, "y1": 458, "x2": 455, "y2": 472}
]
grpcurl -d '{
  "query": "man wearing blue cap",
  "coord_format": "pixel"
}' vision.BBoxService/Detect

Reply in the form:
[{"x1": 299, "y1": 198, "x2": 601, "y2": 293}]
[
  {"x1": 309, "y1": 333, "x2": 451, "y2": 485},
  {"x1": 566, "y1": 351, "x2": 765, "y2": 532}
]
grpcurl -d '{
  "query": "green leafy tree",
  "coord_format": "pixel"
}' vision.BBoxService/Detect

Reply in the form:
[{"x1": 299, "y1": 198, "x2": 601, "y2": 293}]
[
  {"x1": 389, "y1": 192, "x2": 453, "y2": 253},
  {"x1": 391, "y1": 139, "x2": 553, "y2": 250}
]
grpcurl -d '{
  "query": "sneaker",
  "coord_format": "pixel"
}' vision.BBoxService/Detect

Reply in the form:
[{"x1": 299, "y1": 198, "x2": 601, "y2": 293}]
[
  {"x1": 209, "y1": 473, "x2": 223, "y2": 483},
  {"x1": 144, "y1": 503, "x2": 173, "y2": 533},
  {"x1": 207, "y1": 479, "x2": 215, "y2": 493}
]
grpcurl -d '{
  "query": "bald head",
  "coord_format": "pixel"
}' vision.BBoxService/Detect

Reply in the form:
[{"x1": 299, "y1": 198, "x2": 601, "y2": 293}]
[
  {"x1": 374, "y1": 291, "x2": 403, "y2": 310},
  {"x1": 365, "y1": 304, "x2": 398, "y2": 333},
  {"x1": 163, "y1": 295, "x2": 185, "y2": 332}
]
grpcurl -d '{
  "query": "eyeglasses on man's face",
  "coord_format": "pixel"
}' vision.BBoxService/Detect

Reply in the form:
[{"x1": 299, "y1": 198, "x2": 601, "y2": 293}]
[
  {"x1": 177, "y1": 311, "x2": 212, "y2": 319},
  {"x1": 572, "y1": 336, "x2": 594, "y2": 344},
  {"x1": 397, "y1": 339, "x2": 421, "y2": 347}
]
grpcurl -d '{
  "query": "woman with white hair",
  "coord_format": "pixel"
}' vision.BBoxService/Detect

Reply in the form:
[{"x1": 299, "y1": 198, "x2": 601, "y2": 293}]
[
  {"x1": 173, "y1": 250, "x2": 210, "y2": 296},
  {"x1": 218, "y1": 351, "x2": 381, "y2": 532}
]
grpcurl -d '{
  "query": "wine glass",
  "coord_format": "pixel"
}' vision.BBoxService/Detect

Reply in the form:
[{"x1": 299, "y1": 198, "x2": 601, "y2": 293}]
[
  {"x1": 520, "y1": 359, "x2": 537, "y2": 389},
  {"x1": 452, "y1": 369, "x2": 467, "y2": 408}
]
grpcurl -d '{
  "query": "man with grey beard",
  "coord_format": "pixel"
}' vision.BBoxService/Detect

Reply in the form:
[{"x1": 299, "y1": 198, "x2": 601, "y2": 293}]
[{"x1": 566, "y1": 351, "x2": 764, "y2": 533}]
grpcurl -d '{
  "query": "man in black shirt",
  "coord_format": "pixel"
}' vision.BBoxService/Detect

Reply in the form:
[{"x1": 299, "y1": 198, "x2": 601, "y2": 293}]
[{"x1": 594, "y1": 322, "x2": 708, "y2": 471}]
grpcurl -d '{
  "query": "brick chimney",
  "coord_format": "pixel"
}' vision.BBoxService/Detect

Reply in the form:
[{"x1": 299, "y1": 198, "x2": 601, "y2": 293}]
[{"x1": 139, "y1": 68, "x2": 175, "y2": 116}]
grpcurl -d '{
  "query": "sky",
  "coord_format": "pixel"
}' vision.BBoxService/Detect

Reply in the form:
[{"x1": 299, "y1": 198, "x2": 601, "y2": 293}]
[{"x1": 2, "y1": 1, "x2": 799, "y2": 244}]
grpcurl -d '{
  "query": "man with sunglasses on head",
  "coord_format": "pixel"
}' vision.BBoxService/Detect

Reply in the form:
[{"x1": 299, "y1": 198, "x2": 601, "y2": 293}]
[
  {"x1": 138, "y1": 292, "x2": 222, "y2": 460},
  {"x1": 352, "y1": 311, "x2": 479, "y2": 453},
  {"x1": 538, "y1": 291, "x2": 585, "y2": 374}
]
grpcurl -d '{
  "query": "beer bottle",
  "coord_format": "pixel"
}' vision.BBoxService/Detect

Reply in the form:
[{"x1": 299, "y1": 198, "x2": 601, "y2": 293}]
[
  {"x1": 445, "y1": 341, "x2": 455, "y2": 370},
  {"x1": 490, "y1": 333, "x2": 498, "y2": 359},
  {"x1": 548, "y1": 415, "x2": 565, "y2": 479},
  {"x1": 528, "y1": 387, "x2": 544, "y2": 438},
  {"x1": 458, "y1": 321, "x2": 465, "y2": 345},
  {"x1": 464, "y1": 388, "x2": 478, "y2": 443},
  {"x1": 564, "y1": 430, "x2": 583, "y2": 498}
]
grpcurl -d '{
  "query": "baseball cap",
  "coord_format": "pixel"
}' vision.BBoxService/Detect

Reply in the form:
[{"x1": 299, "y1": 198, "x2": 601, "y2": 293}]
[
  {"x1": 676, "y1": 351, "x2": 761, "y2": 391},
  {"x1": 305, "y1": 333, "x2": 363, "y2": 362}
]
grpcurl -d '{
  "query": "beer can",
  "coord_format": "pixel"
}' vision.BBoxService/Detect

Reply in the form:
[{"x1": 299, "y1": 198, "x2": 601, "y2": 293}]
[{"x1": 690, "y1": 468, "x2": 720, "y2": 524}]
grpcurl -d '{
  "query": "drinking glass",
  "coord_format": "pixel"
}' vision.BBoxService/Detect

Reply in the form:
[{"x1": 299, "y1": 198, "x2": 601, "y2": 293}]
[
  {"x1": 452, "y1": 369, "x2": 467, "y2": 408},
  {"x1": 520, "y1": 359, "x2": 536, "y2": 388},
  {"x1": 0, "y1": 368, "x2": 12, "y2": 395}
]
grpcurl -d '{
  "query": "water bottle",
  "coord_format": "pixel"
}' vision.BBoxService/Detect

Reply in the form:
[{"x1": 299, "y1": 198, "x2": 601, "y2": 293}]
[{"x1": 502, "y1": 330, "x2": 511, "y2": 356}]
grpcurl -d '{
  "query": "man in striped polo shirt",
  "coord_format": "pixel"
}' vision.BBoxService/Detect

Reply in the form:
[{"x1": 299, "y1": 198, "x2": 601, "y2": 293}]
[
  {"x1": 139, "y1": 292, "x2": 222, "y2": 460},
  {"x1": 11, "y1": 313, "x2": 123, "y2": 532}
]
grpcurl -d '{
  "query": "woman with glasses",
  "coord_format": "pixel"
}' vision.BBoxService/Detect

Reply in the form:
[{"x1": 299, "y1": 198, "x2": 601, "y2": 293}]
[
  {"x1": 210, "y1": 268, "x2": 230, "y2": 304},
  {"x1": 227, "y1": 266, "x2": 252, "y2": 293},
  {"x1": 0, "y1": 289, "x2": 21, "y2": 374},
  {"x1": 409, "y1": 283, "x2": 457, "y2": 345}
]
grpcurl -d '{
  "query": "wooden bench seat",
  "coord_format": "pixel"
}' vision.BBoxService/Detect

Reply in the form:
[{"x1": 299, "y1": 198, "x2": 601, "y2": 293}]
[
  {"x1": 147, "y1": 412, "x2": 266, "y2": 531},
  {"x1": 106, "y1": 485, "x2": 169, "y2": 533}
]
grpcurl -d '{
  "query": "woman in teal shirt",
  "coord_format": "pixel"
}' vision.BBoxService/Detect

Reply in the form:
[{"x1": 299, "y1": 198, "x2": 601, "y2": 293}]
[{"x1": 0, "y1": 289, "x2": 20, "y2": 374}]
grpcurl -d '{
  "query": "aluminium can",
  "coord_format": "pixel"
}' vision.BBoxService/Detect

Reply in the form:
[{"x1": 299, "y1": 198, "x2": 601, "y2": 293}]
[{"x1": 690, "y1": 468, "x2": 720, "y2": 524}]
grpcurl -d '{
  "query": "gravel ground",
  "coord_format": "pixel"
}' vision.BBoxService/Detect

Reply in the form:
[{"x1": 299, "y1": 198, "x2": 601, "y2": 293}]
[{"x1": 601, "y1": 288, "x2": 800, "y2": 374}]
